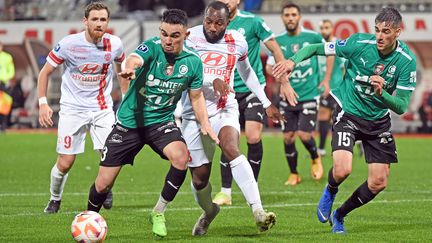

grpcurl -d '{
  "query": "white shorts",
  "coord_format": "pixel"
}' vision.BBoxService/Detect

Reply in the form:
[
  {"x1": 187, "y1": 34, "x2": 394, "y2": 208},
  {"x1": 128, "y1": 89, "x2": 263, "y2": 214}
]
[
  {"x1": 182, "y1": 107, "x2": 240, "y2": 168},
  {"x1": 56, "y1": 109, "x2": 115, "y2": 155}
]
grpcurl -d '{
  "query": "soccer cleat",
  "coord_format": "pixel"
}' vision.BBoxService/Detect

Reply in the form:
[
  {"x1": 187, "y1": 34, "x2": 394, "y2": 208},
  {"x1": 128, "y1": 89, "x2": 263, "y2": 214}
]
[
  {"x1": 212, "y1": 192, "x2": 232, "y2": 206},
  {"x1": 317, "y1": 185, "x2": 336, "y2": 223},
  {"x1": 253, "y1": 209, "x2": 276, "y2": 232},
  {"x1": 102, "y1": 190, "x2": 113, "y2": 210},
  {"x1": 284, "y1": 173, "x2": 301, "y2": 186},
  {"x1": 192, "y1": 203, "x2": 220, "y2": 236},
  {"x1": 329, "y1": 209, "x2": 346, "y2": 234},
  {"x1": 317, "y1": 148, "x2": 326, "y2": 157},
  {"x1": 44, "y1": 200, "x2": 61, "y2": 214},
  {"x1": 311, "y1": 155, "x2": 323, "y2": 180},
  {"x1": 149, "y1": 211, "x2": 167, "y2": 237}
]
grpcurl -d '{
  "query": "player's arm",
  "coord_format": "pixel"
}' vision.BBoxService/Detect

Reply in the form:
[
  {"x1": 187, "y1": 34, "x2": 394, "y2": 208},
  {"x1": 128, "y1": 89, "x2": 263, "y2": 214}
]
[
  {"x1": 237, "y1": 57, "x2": 285, "y2": 123},
  {"x1": 265, "y1": 55, "x2": 298, "y2": 106},
  {"x1": 37, "y1": 62, "x2": 56, "y2": 127},
  {"x1": 114, "y1": 62, "x2": 129, "y2": 96},
  {"x1": 377, "y1": 88, "x2": 412, "y2": 115},
  {"x1": 188, "y1": 89, "x2": 219, "y2": 144},
  {"x1": 319, "y1": 55, "x2": 334, "y2": 98},
  {"x1": 273, "y1": 43, "x2": 328, "y2": 78},
  {"x1": 118, "y1": 54, "x2": 143, "y2": 80}
]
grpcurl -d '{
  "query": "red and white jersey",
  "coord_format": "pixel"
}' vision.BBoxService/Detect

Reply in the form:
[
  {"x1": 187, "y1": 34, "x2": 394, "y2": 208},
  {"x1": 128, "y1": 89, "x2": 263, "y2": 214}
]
[
  {"x1": 182, "y1": 25, "x2": 248, "y2": 119},
  {"x1": 47, "y1": 31, "x2": 125, "y2": 112}
]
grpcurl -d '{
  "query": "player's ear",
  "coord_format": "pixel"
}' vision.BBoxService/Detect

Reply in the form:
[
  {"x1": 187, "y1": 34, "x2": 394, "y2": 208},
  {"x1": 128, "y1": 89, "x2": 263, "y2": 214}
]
[
  {"x1": 396, "y1": 28, "x2": 401, "y2": 38},
  {"x1": 185, "y1": 30, "x2": 190, "y2": 40}
]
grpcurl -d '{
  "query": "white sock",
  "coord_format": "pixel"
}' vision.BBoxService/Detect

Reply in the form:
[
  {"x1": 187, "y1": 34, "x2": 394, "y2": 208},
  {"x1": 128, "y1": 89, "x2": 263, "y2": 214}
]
[
  {"x1": 153, "y1": 195, "x2": 169, "y2": 213},
  {"x1": 221, "y1": 187, "x2": 231, "y2": 196},
  {"x1": 230, "y1": 155, "x2": 263, "y2": 212},
  {"x1": 50, "y1": 164, "x2": 68, "y2": 201},
  {"x1": 191, "y1": 182, "x2": 214, "y2": 214}
]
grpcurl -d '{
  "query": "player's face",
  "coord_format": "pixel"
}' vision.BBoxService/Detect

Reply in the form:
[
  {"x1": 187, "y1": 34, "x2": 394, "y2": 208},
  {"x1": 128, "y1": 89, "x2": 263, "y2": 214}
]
[
  {"x1": 84, "y1": 9, "x2": 109, "y2": 41},
  {"x1": 282, "y1": 7, "x2": 300, "y2": 32},
  {"x1": 375, "y1": 21, "x2": 401, "y2": 54},
  {"x1": 160, "y1": 23, "x2": 188, "y2": 56},
  {"x1": 203, "y1": 7, "x2": 229, "y2": 43},
  {"x1": 320, "y1": 22, "x2": 333, "y2": 41},
  {"x1": 217, "y1": 0, "x2": 239, "y2": 18}
]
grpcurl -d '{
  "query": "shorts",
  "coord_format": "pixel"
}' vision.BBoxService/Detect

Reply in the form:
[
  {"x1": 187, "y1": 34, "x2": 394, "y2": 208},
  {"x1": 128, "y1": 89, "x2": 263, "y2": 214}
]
[
  {"x1": 331, "y1": 105, "x2": 398, "y2": 163},
  {"x1": 320, "y1": 95, "x2": 337, "y2": 110},
  {"x1": 235, "y1": 92, "x2": 265, "y2": 128},
  {"x1": 182, "y1": 106, "x2": 240, "y2": 168},
  {"x1": 56, "y1": 109, "x2": 115, "y2": 154},
  {"x1": 279, "y1": 99, "x2": 318, "y2": 133},
  {"x1": 100, "y1": 121, "x2": 185, "y2": 167}
]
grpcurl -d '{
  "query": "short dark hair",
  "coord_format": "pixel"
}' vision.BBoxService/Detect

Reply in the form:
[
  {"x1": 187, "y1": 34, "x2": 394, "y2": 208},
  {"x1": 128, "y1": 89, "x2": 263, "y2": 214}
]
[
  {"x1": 206, "y1": 1, "x2": 230, "y2": 19},
  {"x1": 320, "y1": 19, "x2": 333, "y2": 26},
  {"x1": 84, "y1": 2, "x2": 110, "y2": 18},
  {"x1": 375, "y1": 7, "x2": 402, "y2": 28},
  {"x1": 281, "y1": 2, "x2": 301, "y2": 14},
  {"x1": 162, "y1": 9, "x2": 188, "y2": 26}
]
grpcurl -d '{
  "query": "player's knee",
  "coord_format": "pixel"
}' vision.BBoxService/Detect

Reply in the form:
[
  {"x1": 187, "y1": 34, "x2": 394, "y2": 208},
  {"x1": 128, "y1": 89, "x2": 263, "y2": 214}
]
[
  {"x1": 56, "y1": 154, "x2": 76, "y2": 173},
  {"x1": 333, "y1": 167, "x2": 351, "y2": 180},
  {"x1": 246, "y1": 134, "x2": 261, "y2": 144},
  {"x1": 222, "y1": 146, "x2": 241, "y2": 161},
  {"x1": 94, "y1": 179, "x2": 111, "y2": 193},
  {"x1": 283, "y1": 132, "x2": 295, "y2": 144},
  {"x1": 368, "y1": 176, "x2": 387, "y2": 193},
  {"x1": 192, "y1": 177, "x2": 208, "y2": 190},
  {"x1": 169, "y1": 151, "x2": 189, "y2": 170},
  {"x1": 298, "y1": 133, "x2": 312, "y2": 141}
]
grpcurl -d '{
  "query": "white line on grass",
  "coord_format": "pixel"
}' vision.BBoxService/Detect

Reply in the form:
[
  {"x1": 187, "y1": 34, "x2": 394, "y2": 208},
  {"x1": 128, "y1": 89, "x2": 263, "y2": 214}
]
[{"x1": 1, "y1": 198, "x2": 431, "y2": 218}]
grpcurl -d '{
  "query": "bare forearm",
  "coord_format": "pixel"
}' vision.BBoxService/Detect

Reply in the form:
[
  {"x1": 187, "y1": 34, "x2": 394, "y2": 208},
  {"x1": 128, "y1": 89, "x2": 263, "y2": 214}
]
[{"x1": 265, "y1": 39, "x2": 285, "y2": 63}]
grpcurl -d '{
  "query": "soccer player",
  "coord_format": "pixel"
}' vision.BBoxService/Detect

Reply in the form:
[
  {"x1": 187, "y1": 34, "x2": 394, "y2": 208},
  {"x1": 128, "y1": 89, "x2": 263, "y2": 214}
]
[
  {"x1": 213, "y1": 0, "x2": 297, "y2": 206},
  {"x1": 272, "y1": 7, "x2": 416, "y2": 234},
  {"x1": 266, "y1": 3, "x2": 332, "y2": 186},
  {"x1": 85, "y1": 9, "x2": 218, "y2": 238},
  {"x1": 38, "y1": 2, "x2": 126, "y2": 213},
  {"x1": 181, "y1": 1, "x2": 284, "y2": 236},
  {"x1": 317, "y1": 19, "x2": 344, "y2": 156}
]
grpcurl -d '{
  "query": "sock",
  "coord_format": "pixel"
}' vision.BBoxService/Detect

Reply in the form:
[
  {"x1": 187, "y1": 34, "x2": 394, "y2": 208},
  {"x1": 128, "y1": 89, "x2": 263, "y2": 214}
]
[
  {"x1": 220, "y1": 154, "x2": 233, "y2": 189},
  {"x1": 337, "y1": 181, "x2": 377, "y2": 218},
  {"x1": 154, "y1": 165, "x2": 187, "y2": 213},
  {"x1": 230, "y1": 155, "x2": 262, "y2": 212},
  {"x1": 191, "y1": 182, "x2": 214, "y2": 215},
  {"x1": 50, "y1": 164, "x2": 69, "y2": 201},
  {"x1": 302, "y1": 138, "x2": 319, "y2": 160},
  {"x1": 318, "y1": 121, "x2": 331, "y2": 150},
  {"x1": 247, "y1": 141, "x2": 263, "y2": 181},
  {"x1": 284, "y1": 143, "x2": 298, "y2": 174},
  {"x1": 327, "y1": 167, "x2": 341, "y2": 195},
  {"x1": 221, "y1": 187, "x2": 231, "y2": 196},
  {"x1": 87, "y1": 183, "x2": 108, "y2": 212}
]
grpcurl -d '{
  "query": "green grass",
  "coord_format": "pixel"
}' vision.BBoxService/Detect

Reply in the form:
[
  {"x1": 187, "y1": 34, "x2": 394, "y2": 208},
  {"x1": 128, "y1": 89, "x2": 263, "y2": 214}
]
[{"x1": 0, "y1": 132, "x2": 431, "y2": 242}]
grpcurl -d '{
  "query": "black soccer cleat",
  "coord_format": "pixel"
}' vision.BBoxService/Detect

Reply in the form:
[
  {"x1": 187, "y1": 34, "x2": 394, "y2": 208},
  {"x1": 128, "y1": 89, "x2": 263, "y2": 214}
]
[
  {"x1": 102, "y1": 190, "x2": 113, "y2": 210},
  {"x1": 44, "y1": 200, "x2": 61, "y2": 214}
]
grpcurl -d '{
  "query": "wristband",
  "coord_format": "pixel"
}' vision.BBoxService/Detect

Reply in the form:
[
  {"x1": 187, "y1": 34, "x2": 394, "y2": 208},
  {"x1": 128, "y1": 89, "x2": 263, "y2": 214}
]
[{"x1": 39, "y1": 97, "x2": 48, "y2": 105}]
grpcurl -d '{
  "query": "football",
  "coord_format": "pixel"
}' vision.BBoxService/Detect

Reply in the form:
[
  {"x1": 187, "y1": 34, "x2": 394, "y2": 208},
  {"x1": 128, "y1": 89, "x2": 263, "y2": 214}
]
[{"x1": 71, "y1": 211, "x2": 108, "y2": 243}]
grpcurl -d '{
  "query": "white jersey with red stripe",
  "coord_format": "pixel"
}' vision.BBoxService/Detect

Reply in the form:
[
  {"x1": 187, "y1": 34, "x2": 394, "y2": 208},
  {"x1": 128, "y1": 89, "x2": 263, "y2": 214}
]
[
  {"x1": 47, "y1": 31, "x2": 125, "y2": 112},
  {"x1": 182, "y1": 25, "x2": 248, "y2": 119}
]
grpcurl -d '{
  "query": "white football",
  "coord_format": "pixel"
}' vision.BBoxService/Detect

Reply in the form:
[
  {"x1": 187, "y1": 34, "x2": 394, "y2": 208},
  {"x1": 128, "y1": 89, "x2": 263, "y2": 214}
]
[{"x1": 71, "y1": 211, "x2": 107, "y2": 243}]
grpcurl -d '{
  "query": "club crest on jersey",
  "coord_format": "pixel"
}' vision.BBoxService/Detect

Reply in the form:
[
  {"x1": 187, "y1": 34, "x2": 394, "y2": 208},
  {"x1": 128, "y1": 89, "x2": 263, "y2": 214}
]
[
  {"x1": 164, "y1": 64, "x2": 174, "y2": 76},
  {"x1": 104, "y1": 53, "x2": 111, "y2": 61},
  {"x1": 374, "y1": 63, "x2": 385, "y2": 75},
  {"x1": 179, "y1": 65, "x2": 188, "y2": 75},
  {"x1": 291, "y1": 44, "x2": 300, "y2": 53},
  {"x1": 227, "y1": 44, "x2": 235, "y2": 53}
]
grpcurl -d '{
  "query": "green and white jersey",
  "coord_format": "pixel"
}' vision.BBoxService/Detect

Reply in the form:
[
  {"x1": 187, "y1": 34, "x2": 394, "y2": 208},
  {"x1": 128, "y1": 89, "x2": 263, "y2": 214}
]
[
  {"x1": 318, "y1": 37, "x2": 345, "y2": 90},
  {"x1": 268, "y1": 29, "x2": 323, "y2": 101},
  {"x1": 228, "y1": 10, "x2": 274, "y2": 93},
  {"x1": 117, "y1": 37, "x2": 203, "y2": 128},
  {"x1": 324, "y1": 33, "x2": 417, "y2": 120}
]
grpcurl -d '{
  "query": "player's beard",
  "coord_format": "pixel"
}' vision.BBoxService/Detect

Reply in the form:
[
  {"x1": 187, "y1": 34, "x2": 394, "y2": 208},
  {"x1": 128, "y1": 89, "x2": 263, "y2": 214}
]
[
  {"x1": 285, "y1": 22, "x2": 298, "y2": 33},
  {"x1": 204, "y1": 29, "x2": 226, "y2": 44},
  {"x1": 89, "y1": 28, "x2": 105, "y2": 42}
]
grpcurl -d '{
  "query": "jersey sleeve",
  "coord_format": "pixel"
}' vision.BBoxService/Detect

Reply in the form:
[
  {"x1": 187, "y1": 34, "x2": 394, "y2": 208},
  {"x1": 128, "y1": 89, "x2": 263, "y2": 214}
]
[
  {"x1": 334, "y1": 33, "x2": 361, "y2": 59},
  {"x1": 113, "y1": 36, "x2": 125, "y2": 63},
  {"x1": 255, "y1": 17, "x2": 274, "y2": 43},
  {"x1": 189, "y1": 58, "x2": 203, "y2": 90},
  {"x1": 396, "y1": 58, "x2": 417, "y2": 91},
  {"x1": 46, "y1": 37, "x2": 67, "y2": 67}
]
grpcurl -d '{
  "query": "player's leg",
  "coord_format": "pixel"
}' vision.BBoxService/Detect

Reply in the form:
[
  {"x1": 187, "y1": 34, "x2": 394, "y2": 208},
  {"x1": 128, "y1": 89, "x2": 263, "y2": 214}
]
[
  {"x1": 90, "y1": 110, "x2": 116, "y2": 210},
  {"x1": 245, "y1": 121, "x2": 263, "y2": 180},
  {"x1": 87, "y1": 165, "x2": 122, "y2": 212},
  {"x1": 213, "y1": 153, "x2": 233, "y2": 205},
  {"x1": 318, "y1": 104, "x2": 332, "y2": 156},
  {"x1": 281, "y1": 104, "x2": 300, "y2": 185},
  {"x1": 44, "y1": 112, "x2": 88, "y2": 213}
]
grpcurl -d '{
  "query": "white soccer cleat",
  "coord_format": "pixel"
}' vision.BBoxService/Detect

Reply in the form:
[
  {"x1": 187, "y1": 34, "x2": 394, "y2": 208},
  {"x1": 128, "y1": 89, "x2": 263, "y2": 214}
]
[
  {"x1": 192, "y1": 203, "x2": 220, "y2": 236},
  {"x1": 253, "y1": 209, "x2": 276, "y2": 232}
]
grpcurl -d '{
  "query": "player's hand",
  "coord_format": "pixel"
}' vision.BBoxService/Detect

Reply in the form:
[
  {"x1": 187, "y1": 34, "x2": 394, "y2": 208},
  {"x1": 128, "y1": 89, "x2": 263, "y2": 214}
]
[
  {"x1": 38, "y1": 104, "x2": 54, "y2": 128},
  {"x1": 319, "y1": 79, "x2": 330, "y2": 98},
  {"x1": 272, "y1": 59, "x2": 295, "y2": 79},
  {"x1": 370, "y1": 75, "x2": 385, "y2": 96},
  {"x1": 200, "y1": 122, "x2": 220, "y2": 144},
  {"x1": 213, "y1": 78, "x2": 234, "y2": 97},
  {"x1": 265, "y1": 104, "x2": 286, "y2": 124},
  {"x1": 279, "y1": 79, "x2": 298, "y2": 106},
  {"x1": 118, "y1": 68, "x2": 136, "y2": 80}
]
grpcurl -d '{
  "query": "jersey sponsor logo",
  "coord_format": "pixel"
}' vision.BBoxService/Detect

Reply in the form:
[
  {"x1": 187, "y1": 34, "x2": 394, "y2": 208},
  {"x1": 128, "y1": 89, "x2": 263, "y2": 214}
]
[
  {"x1": 137, "y1": 44, "x2": 149, "y2": 53},
  {"x1": 200, "y1": 52, "x2": 227, "y2": 66},
  {"x1": 54, "y1": 43, "x2": 61, "y2": 52},
  {"x1": 108, "y1": 133, "x2": 123, "y2": 143},
  {"x1": 164, "y1": 64, "x2": 174, "y2": 76},
  {"x1": 360, "y1": 57, "x2": 368, "y2": 66},
  {"x1": 79, "y1": 63, "x2": 102, "y2": 74},
  {"x1": 179, "y1": 65, "x2": 188, "y2": 75},
  {"x1": 373, "y1": 63, "x2": 385, "y2": 75},
  {"x1": 410, "y1": 71, "x2": 417, "y2": 83},
  {"x1": 237, "y1": 27, "x2": 245, "y2": 36},
  {"x1": 104, "y1": 53, "x2": 111, "y2": 62},
  {"x1": 291, "y1": 44, "x2": 300, "y2": 53},
  {"x1": 146, "y1": 74, "x2": 184, "y2": 94},
  {"x1": 337, "y1": 39, "x2": 347, "y2": 46}
]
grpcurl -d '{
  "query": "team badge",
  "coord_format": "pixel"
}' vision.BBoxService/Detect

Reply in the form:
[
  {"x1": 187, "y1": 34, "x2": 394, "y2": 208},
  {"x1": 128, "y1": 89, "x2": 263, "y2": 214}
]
[
  {"x1": 374, "y1": 63, "x2": 385, "y2": 75},
  {"x1": 164, "y1": 64, "x2": 174, "y2": 76},
  {"x1": 104, "y1": 53, "x2": 111, "y2": 61},
  {"x1": 388, "y1": 65, "x2": 396, "y2": 74},
  {"x1": 227, "y1": 44, "x2": 235, "y2": 53},
  {"x1": 291, "y1": 44, "x2": 300, "y2": 53},
  {"x1": 137, "y1": 44, "x2": 149, "y2": 53},
  {"x1": 179, "y1": 65, "x2": 188, "y2": 75}
]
